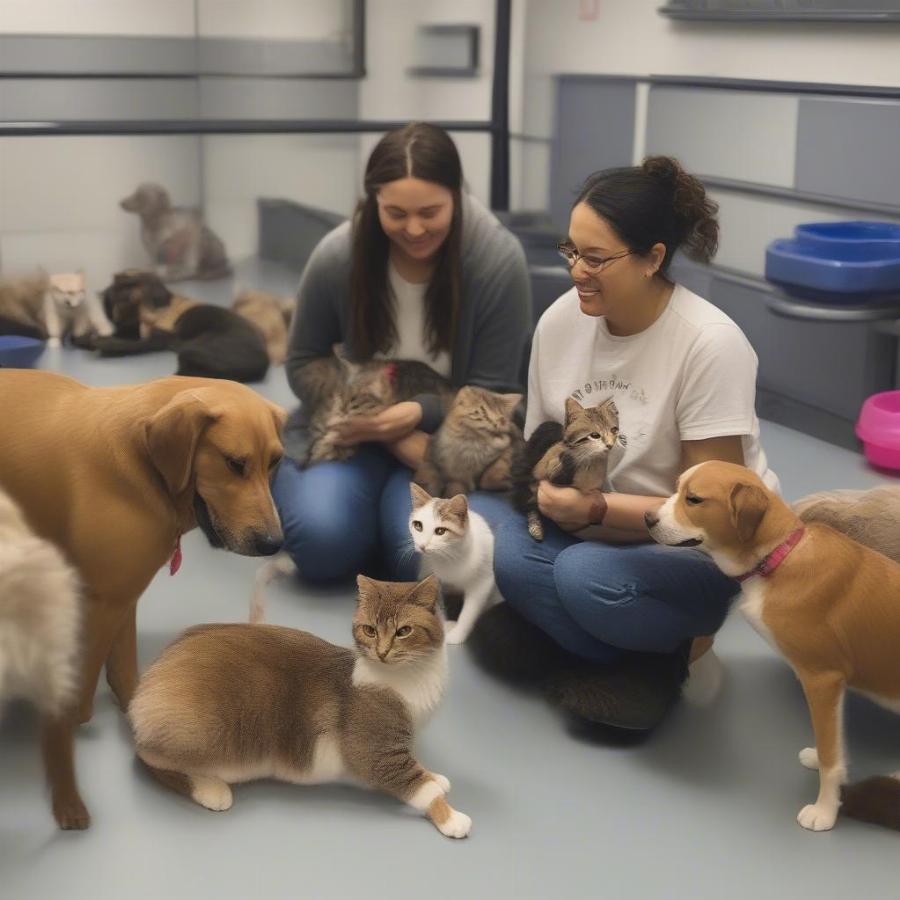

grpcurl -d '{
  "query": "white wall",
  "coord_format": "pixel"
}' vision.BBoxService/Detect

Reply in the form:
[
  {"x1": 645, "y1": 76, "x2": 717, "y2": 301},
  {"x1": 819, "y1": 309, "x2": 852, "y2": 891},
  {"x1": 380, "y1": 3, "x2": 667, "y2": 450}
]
[
  {"x1": 359, "y1": 0, "x2": 496, "y2": 205},
  {"x1": 0, "y1": 136, "x2": 200, "y2": 286},
  {"x1": 195, "y1": 0, "x2": 346, "y2": 39},
  {"x1": 0, "y1": 0, "x2": 194, "y2": 35},
  {"x1": 517, "y1": 0, "x2": 900, "y2": 210}
]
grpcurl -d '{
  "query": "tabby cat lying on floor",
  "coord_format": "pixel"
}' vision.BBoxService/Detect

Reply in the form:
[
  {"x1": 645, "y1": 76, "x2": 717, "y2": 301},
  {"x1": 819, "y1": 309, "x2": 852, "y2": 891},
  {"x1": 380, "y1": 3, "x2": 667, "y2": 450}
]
[
  {"x1": 129, "y1": 574, "x2": 471, "y2": 839},
  {"x1": 512, "y1": 396, "x2": 623, "y2": 541}
]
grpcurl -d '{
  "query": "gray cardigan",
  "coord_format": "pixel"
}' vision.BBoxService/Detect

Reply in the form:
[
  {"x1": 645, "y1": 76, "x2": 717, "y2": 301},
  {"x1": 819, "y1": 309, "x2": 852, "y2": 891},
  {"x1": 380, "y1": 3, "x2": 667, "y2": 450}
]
[{"x1": 285, "y1": 194, "x2": 532, "y2": 433}]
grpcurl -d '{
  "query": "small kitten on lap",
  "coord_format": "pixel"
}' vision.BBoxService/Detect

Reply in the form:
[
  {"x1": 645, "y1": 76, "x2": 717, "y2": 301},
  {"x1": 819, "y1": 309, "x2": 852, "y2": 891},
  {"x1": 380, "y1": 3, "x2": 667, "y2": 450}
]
[
  {"x1": 409, "y1": 484, "x2": 502, "y2": 645},
  {"x1": 128, "y1": 574, "x2": 471, "y2": 839},
  {"x1": 414, "y1": 385, "x2": 523, "y2": 497}
]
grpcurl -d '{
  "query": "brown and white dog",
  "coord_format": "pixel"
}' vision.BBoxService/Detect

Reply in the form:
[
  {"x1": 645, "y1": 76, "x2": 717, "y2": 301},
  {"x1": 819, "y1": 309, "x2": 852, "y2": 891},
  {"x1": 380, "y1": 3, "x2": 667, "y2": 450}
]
[
  {"x1": 645, "y1": 460, "x2": 900, "y2": 833},
  {"x1": 0, "y1": 371, "x2": 285, "y2": 829}
]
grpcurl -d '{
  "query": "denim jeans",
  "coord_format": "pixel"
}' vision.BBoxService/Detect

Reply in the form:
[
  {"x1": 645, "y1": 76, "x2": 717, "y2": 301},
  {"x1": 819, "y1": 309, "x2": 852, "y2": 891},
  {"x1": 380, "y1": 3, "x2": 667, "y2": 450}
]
[
  {"x1": 272, "y1": 445, "x2": 512, "y2": 584},
  {"x1": 492, "y1": 507, "x2": 739, "y2": 664}
]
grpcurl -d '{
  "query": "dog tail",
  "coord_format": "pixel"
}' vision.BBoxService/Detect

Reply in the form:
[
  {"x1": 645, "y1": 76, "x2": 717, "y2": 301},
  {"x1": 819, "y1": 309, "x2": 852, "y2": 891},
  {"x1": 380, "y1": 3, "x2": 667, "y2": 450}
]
[
  {"x1": 250, "y1": 552, "x2": 296, "y2": 624},
  {"x1": 841, "y1": 775, "x2": 900, "y2": 831}
]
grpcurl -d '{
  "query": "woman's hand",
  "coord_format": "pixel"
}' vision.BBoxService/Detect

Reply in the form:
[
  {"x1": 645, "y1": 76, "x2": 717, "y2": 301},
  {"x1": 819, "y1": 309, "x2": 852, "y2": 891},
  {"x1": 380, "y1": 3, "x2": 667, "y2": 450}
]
[
  {"x1": 333, "y1": 401, "x2": 423, "y2": 446},
  {"x1": 537, "y1": 481, "x2": 605, "y2": 532}
]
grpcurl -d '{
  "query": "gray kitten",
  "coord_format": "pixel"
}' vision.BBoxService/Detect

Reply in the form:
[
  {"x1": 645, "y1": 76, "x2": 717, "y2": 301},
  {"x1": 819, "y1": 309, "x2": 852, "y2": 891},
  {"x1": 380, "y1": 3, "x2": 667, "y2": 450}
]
[
  {"x1": 512, "y1": 396, "x2": 624, "y2": 541},
  {"x1": 129, "y1": 574, "x2": 471, "y2": 839},
  {"x1": 414, "y1": 385, "x2": 523, "y2": 496},
  {"x1": 300, "y1": 355, "x2": 453, "y2": 465}
]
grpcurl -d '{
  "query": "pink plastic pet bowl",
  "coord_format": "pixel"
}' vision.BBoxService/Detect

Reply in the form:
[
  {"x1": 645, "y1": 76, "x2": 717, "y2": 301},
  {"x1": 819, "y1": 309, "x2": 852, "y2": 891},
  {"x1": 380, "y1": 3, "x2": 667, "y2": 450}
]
[{"x1": 856, "y1": 390, "x2": 900, "y2": 470}]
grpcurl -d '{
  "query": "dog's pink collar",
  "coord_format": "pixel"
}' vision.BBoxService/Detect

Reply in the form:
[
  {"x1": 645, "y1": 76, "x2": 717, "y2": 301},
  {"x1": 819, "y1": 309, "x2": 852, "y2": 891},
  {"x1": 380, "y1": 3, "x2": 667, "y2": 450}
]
[{"x1": 735, "y1": 527, "x2": 805, "y2": 583}]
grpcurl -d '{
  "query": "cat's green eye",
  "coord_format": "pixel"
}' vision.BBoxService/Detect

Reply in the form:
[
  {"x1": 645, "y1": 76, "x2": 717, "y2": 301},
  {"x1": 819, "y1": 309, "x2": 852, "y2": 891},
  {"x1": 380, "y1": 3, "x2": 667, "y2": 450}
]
[
  {"x1": 396, "y1": 626, "x2": 412, "y2": 637},
  {"x1": 412, "y1": 520, "x2": 423, "y2": 532},
  {"x1": 434, "y1": 527, "x2": 447, "y2": 536},
  {"x1": 589, "y1": 432, "x2": 601, "y2": 439},
  {"x1": 362, "y1": 625, "x2": 377, "y2": 637},
  {"x1": 611, "y1": 427, "x2": 619, "y2": 435}
]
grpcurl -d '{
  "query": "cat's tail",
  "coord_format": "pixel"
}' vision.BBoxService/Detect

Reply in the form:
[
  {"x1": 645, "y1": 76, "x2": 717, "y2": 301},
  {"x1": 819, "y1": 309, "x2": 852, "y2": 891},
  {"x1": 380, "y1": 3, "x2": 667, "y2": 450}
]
[
  {"x1": 250, "y1": 551, "x2": 296, "y2": 623},
  {"x1": 137, "y1": 756, "x2": 195, "y2": 800},
  {"x1": 841, "y1": 775, "x2": 900, "y2": 831}
]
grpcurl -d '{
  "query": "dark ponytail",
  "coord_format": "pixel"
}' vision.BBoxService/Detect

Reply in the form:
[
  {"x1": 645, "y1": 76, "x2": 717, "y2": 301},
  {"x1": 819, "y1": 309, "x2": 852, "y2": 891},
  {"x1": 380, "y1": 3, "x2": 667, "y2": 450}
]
[{"x1": 575, "y1": 155, "x2": 718, "y2": 272}]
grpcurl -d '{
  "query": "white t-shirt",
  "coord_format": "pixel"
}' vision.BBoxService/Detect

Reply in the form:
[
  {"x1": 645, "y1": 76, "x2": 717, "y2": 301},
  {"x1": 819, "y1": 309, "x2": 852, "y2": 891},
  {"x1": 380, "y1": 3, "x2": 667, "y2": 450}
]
[
  {"x1": 525, "y1": 284, "x2": 780, "y2": 498},
  {"x1": 377, "y1": 263, "x2": 451, "y2": 377}
]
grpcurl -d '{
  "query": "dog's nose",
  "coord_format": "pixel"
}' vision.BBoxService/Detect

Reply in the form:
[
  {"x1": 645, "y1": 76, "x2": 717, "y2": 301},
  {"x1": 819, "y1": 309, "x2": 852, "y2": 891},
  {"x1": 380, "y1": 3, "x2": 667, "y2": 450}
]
[
  {"x1": 644, "y1": 511, "x2": 659, "y2": 529},
  {"x1": 253, "y1": 534, "x2": 283, "y2": 556}
]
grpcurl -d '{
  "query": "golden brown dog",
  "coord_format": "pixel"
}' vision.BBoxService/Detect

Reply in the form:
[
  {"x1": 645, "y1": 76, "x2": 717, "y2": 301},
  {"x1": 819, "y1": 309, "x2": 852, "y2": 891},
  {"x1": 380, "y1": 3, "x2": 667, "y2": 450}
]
[
  {"x1": 0, "y1": 370, "x2": 285, "y2": 829},
  {"x1": 646, "y1": 460, "x2": 900, "y2": 833}
]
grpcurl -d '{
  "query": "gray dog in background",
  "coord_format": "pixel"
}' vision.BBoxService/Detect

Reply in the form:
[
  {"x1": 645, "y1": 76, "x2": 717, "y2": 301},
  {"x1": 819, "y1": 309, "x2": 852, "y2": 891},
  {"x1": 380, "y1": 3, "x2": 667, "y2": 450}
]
[
  {"x1": 793, "y1": 484, "x2": 900, "y2": 564},
  {"x1": 120, "y1": 183, "x2": 232, "y2": 283}
]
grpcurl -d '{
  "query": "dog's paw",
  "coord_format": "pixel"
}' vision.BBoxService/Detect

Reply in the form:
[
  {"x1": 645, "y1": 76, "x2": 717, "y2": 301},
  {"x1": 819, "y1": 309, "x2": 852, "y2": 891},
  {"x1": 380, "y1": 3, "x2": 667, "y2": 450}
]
[
  {"x1": 53, "y1": 793, "x2": 90, "y2": 830},
  {"x1": 47, "y1": 337, "x2": 62, "y2": 349},
  {"x1": 799, "y1": 747, "x2": 819, "y2": 770},
  {"x1": 430, "y1": 773, "x2": 451, "y2": 793},
  {"x1": 437, "y1": 808, "x2": 471, "y2": 839},
  {"x1": 191, "y1": 777, "x2": 233, "y2": 812},
  {"x1": 797, "y1": 802, "x2": 837, "y2": 831}
]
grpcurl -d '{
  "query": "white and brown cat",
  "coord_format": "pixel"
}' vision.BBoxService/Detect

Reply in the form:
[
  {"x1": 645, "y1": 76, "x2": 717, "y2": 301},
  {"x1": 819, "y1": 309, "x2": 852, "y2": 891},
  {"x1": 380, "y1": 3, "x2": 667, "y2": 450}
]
[
  {"x1": 129, "y1": 574, "x2": 471, "y2": 839},
  {"x1": 409, "y1": 484, "x2": 502, "y2": 645}
]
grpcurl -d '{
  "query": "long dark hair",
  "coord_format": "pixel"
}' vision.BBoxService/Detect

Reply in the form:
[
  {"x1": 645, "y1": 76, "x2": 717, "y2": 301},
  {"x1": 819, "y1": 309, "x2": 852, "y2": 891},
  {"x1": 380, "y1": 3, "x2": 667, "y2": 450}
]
[
  {"x1": 575, "y1": 156, "x2": 719, "y2": 273},
  {"x1": 349, "y1": 122, "x2": 463, "y2": 359}
]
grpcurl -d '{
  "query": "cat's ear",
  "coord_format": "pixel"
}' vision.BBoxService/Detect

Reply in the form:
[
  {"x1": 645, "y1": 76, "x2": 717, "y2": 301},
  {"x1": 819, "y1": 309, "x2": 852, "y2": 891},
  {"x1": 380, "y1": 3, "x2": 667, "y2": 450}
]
[
  {"x1": 406, "y1": 574, "x2": 440, "y2": 610},
  {"x1": 564, "y1": 396, "x2": 584, "y2": 420},
  {"x1": 599, "y1": 397, "x2": 619, "y2": 417},
  {"x1": 410, "y1": 482, "x2": 431, "y2": 508},
  {"x1": 356, "y1": 574, "x2": 380, "y2": 603},
  {"x1": 445, "y1": 494, "x2": 468, "y2": 526},
  {"x1": 501, "y1": 393, "x2": 522, "y2": 416}
]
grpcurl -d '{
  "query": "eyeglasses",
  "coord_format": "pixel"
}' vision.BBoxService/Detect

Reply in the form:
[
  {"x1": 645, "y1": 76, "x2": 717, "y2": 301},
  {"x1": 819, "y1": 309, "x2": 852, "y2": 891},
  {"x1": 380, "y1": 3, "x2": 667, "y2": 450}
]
[{"x1": 557, "y1": 242, "x2": 634, "y2": 273}]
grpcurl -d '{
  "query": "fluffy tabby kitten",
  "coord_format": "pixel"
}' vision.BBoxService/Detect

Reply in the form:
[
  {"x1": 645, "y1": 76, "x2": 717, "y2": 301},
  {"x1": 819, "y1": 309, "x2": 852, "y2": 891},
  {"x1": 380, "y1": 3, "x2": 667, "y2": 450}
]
[
  {"x1": 414, "y1": 386, "x2": 523, "y2": 496},
  {"x1": 302, "y1": 354, "x2": 453, "y2": 465},
  {"x1": 409, "y1": 484, "x2": 502, "y2": 645},
  {"x1": 129, "y1": 574, "x2": 471, "y2": 839},
  {"x1": 512, "y1": 396, "x2": 623, "y2": 541}
]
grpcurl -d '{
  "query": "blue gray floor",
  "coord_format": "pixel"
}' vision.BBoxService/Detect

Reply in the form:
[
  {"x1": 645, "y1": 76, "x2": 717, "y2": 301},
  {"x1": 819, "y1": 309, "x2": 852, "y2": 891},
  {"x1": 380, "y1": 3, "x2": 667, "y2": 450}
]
[{"x1": 2, "y1": 264, "x2": 899, "y2": 899}]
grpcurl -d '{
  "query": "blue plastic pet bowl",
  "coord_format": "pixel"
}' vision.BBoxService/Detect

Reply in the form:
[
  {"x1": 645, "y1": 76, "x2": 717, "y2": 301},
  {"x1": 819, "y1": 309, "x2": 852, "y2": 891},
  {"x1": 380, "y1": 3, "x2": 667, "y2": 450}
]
[
  {"x1": 795, "y1": 221, "x2": 900, "y2": 248},
  {"x1": 766, "y1": 221, "x2": 900, "y2": 302},
  {"x1": 0, "y1": 335, "x2": 46, "y2": 368}
]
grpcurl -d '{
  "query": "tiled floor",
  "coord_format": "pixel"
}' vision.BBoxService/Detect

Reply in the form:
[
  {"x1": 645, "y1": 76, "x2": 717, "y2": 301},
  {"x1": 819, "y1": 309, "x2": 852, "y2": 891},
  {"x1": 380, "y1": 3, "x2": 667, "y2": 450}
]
[{"x1": 2, "y1": 265, "x2": 899, "y2": 899}]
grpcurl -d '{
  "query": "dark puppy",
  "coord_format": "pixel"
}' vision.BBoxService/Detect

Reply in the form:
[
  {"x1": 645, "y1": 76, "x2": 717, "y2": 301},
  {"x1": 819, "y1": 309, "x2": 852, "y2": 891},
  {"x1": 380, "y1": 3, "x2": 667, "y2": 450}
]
[
  {"x1": 101, "y1": 270, "x2": 172, "y2": 341},
  {"x1": 120, "y1": 184, "x2": 231, "y2": 283},
  {"x1": 174, "y1": 305, "x2": 270, "y2": 383}
]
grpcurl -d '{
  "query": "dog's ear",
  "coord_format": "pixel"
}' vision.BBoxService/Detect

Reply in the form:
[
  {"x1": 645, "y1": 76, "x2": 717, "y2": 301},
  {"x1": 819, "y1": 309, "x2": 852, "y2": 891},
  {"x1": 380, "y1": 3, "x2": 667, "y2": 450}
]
[
  {"x1": 729, "y1": 482, "x2": 769, "y2": 544},
  {"x1": 143, "y1": 392, "x2": 220, "y2": 496},
  {"x1": 264, "y1": 400, "x2": 287, "y2": 435}
]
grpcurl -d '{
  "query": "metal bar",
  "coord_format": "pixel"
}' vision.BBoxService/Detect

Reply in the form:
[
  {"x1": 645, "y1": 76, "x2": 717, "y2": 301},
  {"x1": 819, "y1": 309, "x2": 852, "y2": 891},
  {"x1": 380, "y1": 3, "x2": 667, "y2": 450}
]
[
  {"x1": 0, "y1": 119, "x2": 499, "y2": 137},
  {"x1": 490, "y1": 0, "x2": 512, "y2": 211},
  {"x1": 649, "y1": 74, "x2": 900, "y2": 100},
  {"x1": 698, "y1": 174, "x2": 900, "y2": 218}
]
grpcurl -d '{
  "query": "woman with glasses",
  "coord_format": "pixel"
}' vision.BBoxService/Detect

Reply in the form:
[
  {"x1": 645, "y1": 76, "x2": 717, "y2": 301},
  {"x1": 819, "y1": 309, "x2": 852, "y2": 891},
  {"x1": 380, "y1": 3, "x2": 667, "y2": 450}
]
[
  {"x1": 274, "y1": 122, "x2": 530, "y2": 584},
  {"x1": 479, "y1": 156, "x2": 779, "y2": 733}
]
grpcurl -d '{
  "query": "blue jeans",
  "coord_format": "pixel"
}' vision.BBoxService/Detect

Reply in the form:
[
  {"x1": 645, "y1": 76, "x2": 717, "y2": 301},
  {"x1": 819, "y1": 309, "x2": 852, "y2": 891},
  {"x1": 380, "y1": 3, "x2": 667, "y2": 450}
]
[
  {"x1": 272, "y1": 445, "x2": 512, "y2": 584},
  {"x1": 492, "y1": 508, "x2": 739, "y2": 665}
]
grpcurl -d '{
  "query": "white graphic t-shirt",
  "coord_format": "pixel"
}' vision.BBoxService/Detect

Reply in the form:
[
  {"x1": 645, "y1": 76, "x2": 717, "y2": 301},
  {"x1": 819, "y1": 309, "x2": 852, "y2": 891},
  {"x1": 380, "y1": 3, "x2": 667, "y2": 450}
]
[{"x1": 525, "y1": 284, "x2": 780, "y2": 498}]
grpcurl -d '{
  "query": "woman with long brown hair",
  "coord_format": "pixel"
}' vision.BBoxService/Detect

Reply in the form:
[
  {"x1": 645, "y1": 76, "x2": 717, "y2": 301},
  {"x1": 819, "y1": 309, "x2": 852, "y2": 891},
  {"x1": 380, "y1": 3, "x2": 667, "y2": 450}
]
[{"x1": 274, "y1": 122, "x2": 530, "y2": 583}]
